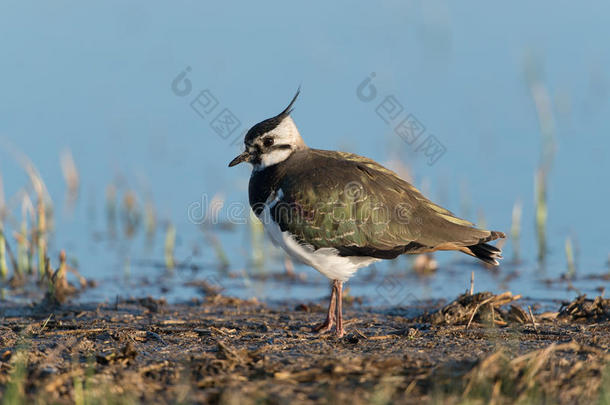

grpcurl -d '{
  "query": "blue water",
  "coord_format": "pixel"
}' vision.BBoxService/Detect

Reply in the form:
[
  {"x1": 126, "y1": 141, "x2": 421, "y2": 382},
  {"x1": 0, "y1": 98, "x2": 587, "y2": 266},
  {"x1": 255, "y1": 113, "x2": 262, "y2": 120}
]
[{"x1": 1, "y1": 1, "x2": 608, "y2": 307}]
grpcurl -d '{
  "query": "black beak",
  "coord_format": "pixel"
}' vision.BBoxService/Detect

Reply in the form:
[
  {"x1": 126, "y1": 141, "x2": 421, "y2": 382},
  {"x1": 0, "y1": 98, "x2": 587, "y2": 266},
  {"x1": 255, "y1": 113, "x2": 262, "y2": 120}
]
[{"x1": 228, "y1": 151, "x2": 250, "y2": 167}]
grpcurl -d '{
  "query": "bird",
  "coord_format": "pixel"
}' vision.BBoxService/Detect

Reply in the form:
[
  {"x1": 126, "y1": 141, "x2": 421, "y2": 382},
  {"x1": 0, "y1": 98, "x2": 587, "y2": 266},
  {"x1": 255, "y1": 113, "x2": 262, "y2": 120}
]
[{"x1": 229, "y1": 89, "x2": 505, "y2": 337}]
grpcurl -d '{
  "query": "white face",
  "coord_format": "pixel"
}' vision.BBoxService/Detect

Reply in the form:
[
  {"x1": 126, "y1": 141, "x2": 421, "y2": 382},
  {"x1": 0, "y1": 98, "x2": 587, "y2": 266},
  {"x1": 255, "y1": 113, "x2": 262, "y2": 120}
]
[
  {"x1": 256, "y1": 147, "x2": 294, "y2": 170},
  {"x1": 248, "y1": 116, "x2": 306, "y2": 171}
]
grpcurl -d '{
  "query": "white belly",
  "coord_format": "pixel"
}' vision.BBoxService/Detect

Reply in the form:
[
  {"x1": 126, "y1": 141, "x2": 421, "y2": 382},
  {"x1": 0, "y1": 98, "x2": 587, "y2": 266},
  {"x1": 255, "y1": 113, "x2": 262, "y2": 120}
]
[{"x1": 258, "y1": 189, "x2": 380, "y2": 281}]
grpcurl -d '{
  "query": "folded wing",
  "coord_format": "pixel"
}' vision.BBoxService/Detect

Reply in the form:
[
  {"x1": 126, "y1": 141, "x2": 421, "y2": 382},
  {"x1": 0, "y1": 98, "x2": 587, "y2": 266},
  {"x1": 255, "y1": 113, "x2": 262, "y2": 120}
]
[{"x1": 270, "y1": 149, "x2": 504, "y2": 260}]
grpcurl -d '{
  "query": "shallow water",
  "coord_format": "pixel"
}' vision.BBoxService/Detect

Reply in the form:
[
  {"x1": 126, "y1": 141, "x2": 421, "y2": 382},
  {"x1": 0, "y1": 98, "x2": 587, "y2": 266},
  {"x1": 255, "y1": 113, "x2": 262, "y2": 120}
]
[{"x1": 4, "y1": 208, "x2": 607, "y2": 312}]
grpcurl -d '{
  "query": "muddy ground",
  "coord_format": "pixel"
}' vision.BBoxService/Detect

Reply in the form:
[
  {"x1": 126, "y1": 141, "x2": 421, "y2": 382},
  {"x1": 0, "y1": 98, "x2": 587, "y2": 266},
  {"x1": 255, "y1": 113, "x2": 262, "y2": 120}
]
[{"x1": 0, "y1": 292, "x2": 609, "y2": 404}]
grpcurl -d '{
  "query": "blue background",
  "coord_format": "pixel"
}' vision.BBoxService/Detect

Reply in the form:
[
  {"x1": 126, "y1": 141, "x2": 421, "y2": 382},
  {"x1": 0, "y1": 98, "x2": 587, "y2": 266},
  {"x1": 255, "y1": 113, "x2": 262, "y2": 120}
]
[{"x1": 1, "y1": 1, "x2": 608, "y2": 302}]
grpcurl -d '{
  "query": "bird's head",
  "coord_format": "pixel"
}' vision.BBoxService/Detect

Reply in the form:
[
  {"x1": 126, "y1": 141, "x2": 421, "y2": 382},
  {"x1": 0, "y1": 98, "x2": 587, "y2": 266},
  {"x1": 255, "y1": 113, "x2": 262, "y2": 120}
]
[{"x1": 228, "y1": 88, "x2": 306, "y2": 171}]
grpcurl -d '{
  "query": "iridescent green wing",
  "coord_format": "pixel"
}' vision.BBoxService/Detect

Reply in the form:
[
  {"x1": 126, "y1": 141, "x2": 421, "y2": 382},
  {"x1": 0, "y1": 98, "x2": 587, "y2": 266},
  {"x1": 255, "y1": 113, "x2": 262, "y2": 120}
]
[{"x1": 271, "y1": 149, "x2": 491, "y2": 257}]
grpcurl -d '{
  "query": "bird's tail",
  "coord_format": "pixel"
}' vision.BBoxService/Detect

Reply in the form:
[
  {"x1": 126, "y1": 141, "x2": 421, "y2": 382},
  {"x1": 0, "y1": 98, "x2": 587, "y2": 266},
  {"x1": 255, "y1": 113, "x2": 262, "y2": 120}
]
[
  {"x1": 465, "y1": 242, "x2": 503, "y2": 266},
  {"x1": 459, "y1": 231, "x2": 505, "y2": 266}
]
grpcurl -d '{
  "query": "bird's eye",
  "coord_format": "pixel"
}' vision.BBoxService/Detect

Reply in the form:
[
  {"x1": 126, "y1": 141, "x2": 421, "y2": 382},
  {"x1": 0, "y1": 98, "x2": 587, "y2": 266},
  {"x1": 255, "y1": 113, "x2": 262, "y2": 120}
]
[{"x1": 263, "y1": 137, "x2": 274, "y2": 147}]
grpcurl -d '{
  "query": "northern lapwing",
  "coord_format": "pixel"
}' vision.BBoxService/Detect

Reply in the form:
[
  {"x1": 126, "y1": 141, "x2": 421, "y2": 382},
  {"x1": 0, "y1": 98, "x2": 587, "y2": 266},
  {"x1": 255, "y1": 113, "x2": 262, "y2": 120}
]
[{"x1": 229, "y1": 89, "x2": 505, "y2": 337}]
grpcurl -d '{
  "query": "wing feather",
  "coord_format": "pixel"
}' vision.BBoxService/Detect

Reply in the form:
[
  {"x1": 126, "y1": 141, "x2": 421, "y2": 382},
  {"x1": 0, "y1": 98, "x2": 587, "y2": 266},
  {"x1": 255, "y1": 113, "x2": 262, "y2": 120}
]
[{"x1": 268, "y1": 149, "x2": 501, "y2": 258}]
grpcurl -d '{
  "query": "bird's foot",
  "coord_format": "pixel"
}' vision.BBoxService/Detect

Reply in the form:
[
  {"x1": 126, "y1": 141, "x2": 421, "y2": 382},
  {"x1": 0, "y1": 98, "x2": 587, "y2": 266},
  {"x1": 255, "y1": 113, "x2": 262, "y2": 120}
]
[
  {"x1": 312, "y1": 317, "x2": 334, "y2": 334},
  {"x1": 334, "y1": 326, "x2": 345, "y2": 338}
]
